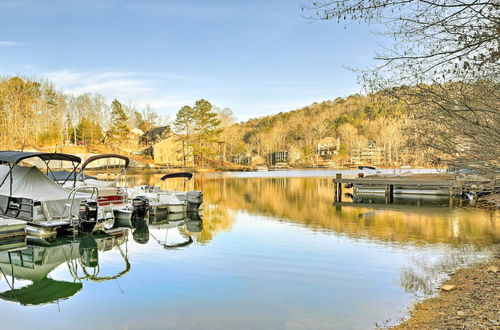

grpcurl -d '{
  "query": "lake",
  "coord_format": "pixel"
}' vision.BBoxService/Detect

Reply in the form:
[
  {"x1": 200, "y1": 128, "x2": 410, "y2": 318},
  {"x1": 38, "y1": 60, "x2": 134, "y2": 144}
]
[{"x1": 0, "y1": 170, "x2": 498, "y2": 329}]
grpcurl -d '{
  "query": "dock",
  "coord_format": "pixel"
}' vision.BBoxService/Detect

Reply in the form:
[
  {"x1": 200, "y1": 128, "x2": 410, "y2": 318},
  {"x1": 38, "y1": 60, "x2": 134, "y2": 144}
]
[{"x1": 333, "y1": 172, "x2": 499, "y2": 203}]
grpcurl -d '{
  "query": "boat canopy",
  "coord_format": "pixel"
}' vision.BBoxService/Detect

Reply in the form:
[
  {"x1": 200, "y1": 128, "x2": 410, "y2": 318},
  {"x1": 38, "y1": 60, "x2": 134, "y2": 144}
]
[
  {"x1": 0, "y1": 165, "x2": 89, "y2": 220},
  {"x1": 0, "y1": 151, "x2": 81, "y2": 165},
  {"x1": 81, "y1": 154, "x2": 130, "y2": 171},
  {"x1": 358, "y1": 166, "x2": 377, "y2": 170},
  {"x1": 0, "y1": 278, "x2": 83, "y2": 306},
  {"x1": 160, "y1": 172, "x2": 193, "y2": 181},
  {"x1": 48, "y1": 170, "x2": 97, "y2": 182},
  {"x1": 0, "y1": 151, "x2": 81, "y2": 187}
]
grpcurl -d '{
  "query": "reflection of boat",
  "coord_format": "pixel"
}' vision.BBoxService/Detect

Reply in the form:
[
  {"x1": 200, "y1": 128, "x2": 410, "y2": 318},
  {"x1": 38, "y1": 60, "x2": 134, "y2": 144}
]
[
  {"x1": 0, "y1": 152, "x2": 109, "y2": 238},
  {"x1": 0, "y1": 216, "x2": 26, "y2": 250},
  {"x1": 148, "y1": 211, "x2": 203, "y2": 249},
  {"x1": 54, "y1": 154, "x2": 150, "y2": 227},
  {"x1": 128, "y1": 172, "x2": 203, "y2": 216},
  {"x1": 0, "y1": 229, "x2": 129, "y2": 306}
]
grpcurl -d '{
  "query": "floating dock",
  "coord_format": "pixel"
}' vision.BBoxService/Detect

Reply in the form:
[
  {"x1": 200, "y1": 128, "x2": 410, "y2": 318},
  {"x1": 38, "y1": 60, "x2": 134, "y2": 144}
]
[{"x1": 333, "y1": 173, "x2": 499, "y2": 202}]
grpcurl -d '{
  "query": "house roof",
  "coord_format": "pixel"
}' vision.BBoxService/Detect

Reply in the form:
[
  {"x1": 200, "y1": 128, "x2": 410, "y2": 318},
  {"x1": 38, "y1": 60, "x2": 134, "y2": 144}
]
[{"x1": 140, "y1": 126, "x2": 171, "y2": 144}]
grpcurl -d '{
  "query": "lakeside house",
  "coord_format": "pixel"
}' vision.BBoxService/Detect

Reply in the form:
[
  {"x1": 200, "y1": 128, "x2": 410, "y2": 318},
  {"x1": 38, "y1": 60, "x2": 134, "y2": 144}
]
[
  {"x1": 139, "y1": 126, "x2": 193, "y2": 166},
  {"x1": 315, "y1": 137, "x2": 340, "y2": 160},
  {"x1": 152, "y1": 136, "x2": 193, "y2": 167},
  {"x1": 231, "y1": 154, "x2": 266, "y2": 167},
  {"x1": 139, "y1": 126, "x2": 172, "y2": 148},
  {"x1": 349, "y1": 141, "x2": 385, "y2": 165},
  {"x1": 267, "y1": 146, "x2": 303, "y2": 165}
]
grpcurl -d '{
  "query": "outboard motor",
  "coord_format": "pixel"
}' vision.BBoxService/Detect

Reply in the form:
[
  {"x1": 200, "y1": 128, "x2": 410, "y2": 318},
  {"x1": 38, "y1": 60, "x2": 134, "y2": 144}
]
[
  {"x1": 132, "y1": 219, "x2": 150, "y2": 244},
  {"x1": 79, "y1": 236, "x2": 98, "y2": 268},
  {"x1": 78, "y1": 200, "x2": 98, "y2": 234},
  {"x1": 186, "y1": 191, "x2": 203, "y2": 211},
  {"x1": 186, "y1": 219, "x2": 203, "y2": 233},
  {"x1": 132, "y1": 196, "x2": 150, "y2": 221}
]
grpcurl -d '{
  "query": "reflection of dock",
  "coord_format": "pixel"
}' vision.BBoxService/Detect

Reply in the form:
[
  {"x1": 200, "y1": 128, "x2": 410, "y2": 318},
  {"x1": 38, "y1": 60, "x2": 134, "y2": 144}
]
[{"x1": 333, "y1": 200, "x2": 454, "y2": 212}]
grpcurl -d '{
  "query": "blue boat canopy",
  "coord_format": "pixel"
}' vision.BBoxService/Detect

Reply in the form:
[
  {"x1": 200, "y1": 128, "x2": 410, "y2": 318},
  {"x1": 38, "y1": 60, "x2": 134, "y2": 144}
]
[{"x1": 47, "y1": 170, "x2": 97, "y2": 181}]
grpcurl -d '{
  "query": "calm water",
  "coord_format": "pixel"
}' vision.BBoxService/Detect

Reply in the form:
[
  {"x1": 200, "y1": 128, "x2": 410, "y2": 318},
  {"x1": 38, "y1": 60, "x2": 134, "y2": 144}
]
[{"x1": 0, "y1": 170, "x2": 498, "y2": 329}]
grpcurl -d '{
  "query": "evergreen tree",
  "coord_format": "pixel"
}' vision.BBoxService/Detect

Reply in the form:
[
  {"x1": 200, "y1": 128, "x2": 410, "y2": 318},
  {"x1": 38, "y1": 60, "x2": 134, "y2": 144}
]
[
  {"x1": 173, "y1": 100, "x2": 221, "y2": 165},
  {"x1": 174, "y1": 105, "x2": 195, "y2": 166},
  {"x1": 108, "y1": 99, "x2": 130, "y2": 143},
  {"x1": 191, "y1": 99, "x2": 222, "y2": 164}
]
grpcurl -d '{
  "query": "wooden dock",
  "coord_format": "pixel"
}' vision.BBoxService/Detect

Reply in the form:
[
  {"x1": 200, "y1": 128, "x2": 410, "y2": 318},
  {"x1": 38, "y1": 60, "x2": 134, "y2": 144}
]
[{"x1": 333, "y1": 173, "x2": 498, "y2": 203}]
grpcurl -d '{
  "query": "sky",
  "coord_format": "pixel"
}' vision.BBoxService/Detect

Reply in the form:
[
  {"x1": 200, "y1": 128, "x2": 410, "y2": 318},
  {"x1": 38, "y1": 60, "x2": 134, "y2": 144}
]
[{"x1": 0, "y1": 0, "x2": 380, "y2": 121}]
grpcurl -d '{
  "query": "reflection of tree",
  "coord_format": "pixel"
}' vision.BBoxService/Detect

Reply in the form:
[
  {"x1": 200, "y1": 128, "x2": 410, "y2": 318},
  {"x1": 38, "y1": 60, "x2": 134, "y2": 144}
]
[
  {"x1": 202, "y1": 177, "x2": 499, "y2": 246},
  {"x1": 399, "y1": 245, "x2": 498, "y2": 297},
  {"x1": 194, "y1": 204, "x2": 233, "y2": 244}
]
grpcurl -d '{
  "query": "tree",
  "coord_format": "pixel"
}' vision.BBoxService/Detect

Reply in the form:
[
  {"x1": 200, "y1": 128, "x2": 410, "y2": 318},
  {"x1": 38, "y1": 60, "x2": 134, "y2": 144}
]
[
  {"x1": 174, "y1": 100, "x2": 222, "y2": 165},
  {"x1": 304, "y1": 0, "x2": 500, "y2": 171},
  {"x1": 140, "y1": 104, "x2": 159, "y2": 132},
  {"x1": 191, "y1": 99, "x2": 222, "y2": 164},
  {"x1": 108, "y1": 99, "x2": 130, "y2": 144},
  {"x1": 174, "y1": 105, "x2": 195, "y2": 166},
  {"x1": 73, "y1": 118, "x2": 103, "y2": 144}
]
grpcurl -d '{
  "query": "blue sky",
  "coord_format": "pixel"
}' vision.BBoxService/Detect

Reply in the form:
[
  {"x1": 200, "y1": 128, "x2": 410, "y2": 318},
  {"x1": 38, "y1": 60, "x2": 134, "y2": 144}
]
[{"x1": 0, "y1": 0, "x2": 379, "y2": 121}]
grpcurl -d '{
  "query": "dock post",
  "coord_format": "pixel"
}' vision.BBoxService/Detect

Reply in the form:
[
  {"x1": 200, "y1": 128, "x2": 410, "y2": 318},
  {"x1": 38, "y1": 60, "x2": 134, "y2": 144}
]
[
  {"x1": 335, "y1": 173, "x2": 342, "y2": 202},
  {"x1": 334, "y1": 180, "x2": 338, "y2": 202}
]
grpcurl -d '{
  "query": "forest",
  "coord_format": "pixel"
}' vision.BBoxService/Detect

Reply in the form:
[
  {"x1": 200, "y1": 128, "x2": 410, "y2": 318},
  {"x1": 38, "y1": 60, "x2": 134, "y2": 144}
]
[
  {"x1": 0, "y1": 75, "x2": 496, "y2": 169},
  {"x1": 0, "y1": 76, "x2": 165, "y2": 150}
]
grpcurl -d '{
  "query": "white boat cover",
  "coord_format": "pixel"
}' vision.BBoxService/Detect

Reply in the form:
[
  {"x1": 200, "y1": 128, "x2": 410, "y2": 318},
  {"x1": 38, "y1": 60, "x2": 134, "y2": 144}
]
[{"x1": 0, "y1": 165, "x2": 90, "y2": 220}]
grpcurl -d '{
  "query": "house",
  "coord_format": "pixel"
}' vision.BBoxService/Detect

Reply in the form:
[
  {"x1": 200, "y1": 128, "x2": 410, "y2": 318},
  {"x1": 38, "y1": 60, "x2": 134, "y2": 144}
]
[
  {"x1": 267, "y1": 151, "x2": 288, "y2": 165},
  {"x1": 153, "y1": 136, "x2": 193, "y2": 167},
  {"x1": 122, "y1": 128, "x2": 144, "y2": 153},
  {"x1": 315, "y1": 137, "x2": 340, "y2": 159},
  {"x1": 267, "y1": 146, "x2": 303, "y2": 165},
  {"x1": 230, "y1": 153, "x2": 251, "y2": 165},
  {"x1": 350, "y1": 141, "x2": 385, "y2": 165},
  {"x1": 140, "y1": 126, "x2": 172, "y2": 147}
]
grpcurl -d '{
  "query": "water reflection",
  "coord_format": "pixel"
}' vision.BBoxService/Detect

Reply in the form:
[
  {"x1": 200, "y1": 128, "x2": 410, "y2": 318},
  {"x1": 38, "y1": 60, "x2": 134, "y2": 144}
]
[
  {"x1": 0, "y1": 173, "x2": 498, "y2": 329},
  {"x1": 0, "y1": 231, "x2": 128, "y2": 306},
  {"x1": 196, "y1": 176, "x2": 499, "y2": 246},
  {"x1": 0, "y1": 211, "x2": 204, "y2": 306}
]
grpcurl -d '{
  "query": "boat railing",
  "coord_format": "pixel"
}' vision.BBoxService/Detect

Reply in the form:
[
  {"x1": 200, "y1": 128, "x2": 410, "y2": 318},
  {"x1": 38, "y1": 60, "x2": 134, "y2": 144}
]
[{"x1": 60, "y1": 186, "x2": 99, "y2": 225}]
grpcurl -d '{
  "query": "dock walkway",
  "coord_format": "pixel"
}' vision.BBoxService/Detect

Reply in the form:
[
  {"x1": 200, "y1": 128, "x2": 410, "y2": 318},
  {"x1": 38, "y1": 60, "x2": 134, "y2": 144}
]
[{"x1": 333, "y1": 173, "x2": 499, "y2": 202}]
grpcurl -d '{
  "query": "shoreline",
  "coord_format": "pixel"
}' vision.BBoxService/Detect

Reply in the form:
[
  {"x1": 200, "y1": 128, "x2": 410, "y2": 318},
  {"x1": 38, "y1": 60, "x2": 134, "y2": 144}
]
[{"x1": 392, "y1": 252, "x2": 499, "y2": 329}]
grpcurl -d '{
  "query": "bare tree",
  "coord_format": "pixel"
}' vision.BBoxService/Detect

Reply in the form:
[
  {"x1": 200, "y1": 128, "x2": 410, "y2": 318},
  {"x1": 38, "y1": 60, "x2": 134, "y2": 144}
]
[{"x1": 304, "y1": 0, "x2": 500, "y2": 171}]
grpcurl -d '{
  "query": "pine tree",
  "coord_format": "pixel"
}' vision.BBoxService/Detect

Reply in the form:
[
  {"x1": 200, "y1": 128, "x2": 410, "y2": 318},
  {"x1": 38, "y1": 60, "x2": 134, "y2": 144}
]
[
  {"x1": 173, "y1": 100, "x2": 222, "y2": 165},
  {"x1": 109, "y1": 99, "x2": 130, "y2": 143},
  {"x1": 191, "y1": 99, "x2": 222, "y2": 164},
  {"x1": 174, "y1": 105, "x2": 195, "y2": 166}
]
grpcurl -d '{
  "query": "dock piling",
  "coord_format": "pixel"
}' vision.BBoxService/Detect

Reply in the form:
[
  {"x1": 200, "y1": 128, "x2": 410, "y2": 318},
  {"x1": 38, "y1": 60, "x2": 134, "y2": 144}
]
[{"x1": 334, "y1": 173, "x2": 342, "y2": 202}]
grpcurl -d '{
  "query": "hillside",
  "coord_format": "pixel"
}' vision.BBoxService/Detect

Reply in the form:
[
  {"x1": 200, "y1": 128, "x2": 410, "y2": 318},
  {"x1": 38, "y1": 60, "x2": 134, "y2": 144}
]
[{"x1": 221, "y1": 92, "x2": 427, "y2": 167}]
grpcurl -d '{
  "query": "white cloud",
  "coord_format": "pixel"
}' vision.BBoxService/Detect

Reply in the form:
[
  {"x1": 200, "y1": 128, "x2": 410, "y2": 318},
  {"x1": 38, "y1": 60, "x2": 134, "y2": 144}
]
[
  {"x1": 46, "y1": 70, "x2": 154, "y2": 95},
  {"x1": 44, "y1": 69, "x2": 194, "y2": 115},
  {"x1": 0, "y1": 41, "x2": 23, "y2": 47}
]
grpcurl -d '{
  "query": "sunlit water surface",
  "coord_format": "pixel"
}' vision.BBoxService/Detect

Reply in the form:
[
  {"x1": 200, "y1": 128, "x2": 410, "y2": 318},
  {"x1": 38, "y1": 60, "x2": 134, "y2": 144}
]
[{"x1": 0, "y1": 170, "x2": 498, "y2": 329}]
